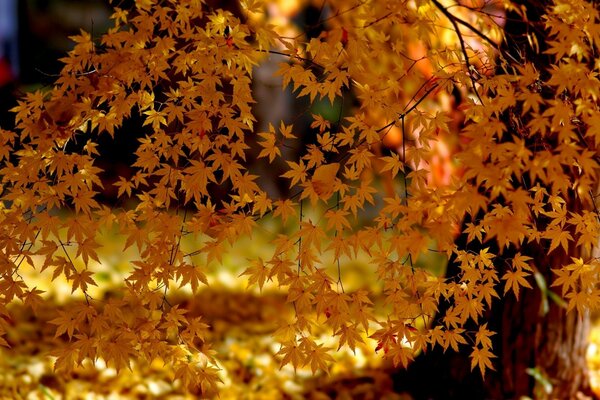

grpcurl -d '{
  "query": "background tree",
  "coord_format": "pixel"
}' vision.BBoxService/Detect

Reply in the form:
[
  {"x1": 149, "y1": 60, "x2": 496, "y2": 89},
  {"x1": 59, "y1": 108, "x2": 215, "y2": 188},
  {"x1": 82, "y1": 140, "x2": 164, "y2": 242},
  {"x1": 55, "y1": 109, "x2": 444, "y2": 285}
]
[{"x1": 1, "y1": 0, "x2": 599, "y2": 398}]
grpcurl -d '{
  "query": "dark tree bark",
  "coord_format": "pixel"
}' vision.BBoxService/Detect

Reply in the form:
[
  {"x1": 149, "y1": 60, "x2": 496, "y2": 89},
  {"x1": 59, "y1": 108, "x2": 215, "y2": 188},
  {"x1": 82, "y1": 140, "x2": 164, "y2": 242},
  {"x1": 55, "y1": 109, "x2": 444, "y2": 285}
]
[
  {"x1": 491, "y1": 245, "x2": 592, "y2": 399},
  {"x1": 393, "y1": 1, "x2": 596, "y2": 398}
]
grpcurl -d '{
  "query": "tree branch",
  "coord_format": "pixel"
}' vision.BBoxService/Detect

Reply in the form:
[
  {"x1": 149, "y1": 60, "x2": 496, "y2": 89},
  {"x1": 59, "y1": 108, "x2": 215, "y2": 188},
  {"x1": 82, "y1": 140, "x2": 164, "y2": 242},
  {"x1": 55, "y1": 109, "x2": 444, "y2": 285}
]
[{"x1": 430, "y1": 0, "x2": 484, "y2": 104}]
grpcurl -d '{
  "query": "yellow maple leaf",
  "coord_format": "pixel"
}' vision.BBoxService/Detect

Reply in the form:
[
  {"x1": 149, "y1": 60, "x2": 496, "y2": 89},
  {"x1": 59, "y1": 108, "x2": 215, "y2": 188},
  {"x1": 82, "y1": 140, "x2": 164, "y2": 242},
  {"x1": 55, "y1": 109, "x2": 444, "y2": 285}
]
[{"x1": 311, "y1": 162, "x2": 339, "y2": 201}]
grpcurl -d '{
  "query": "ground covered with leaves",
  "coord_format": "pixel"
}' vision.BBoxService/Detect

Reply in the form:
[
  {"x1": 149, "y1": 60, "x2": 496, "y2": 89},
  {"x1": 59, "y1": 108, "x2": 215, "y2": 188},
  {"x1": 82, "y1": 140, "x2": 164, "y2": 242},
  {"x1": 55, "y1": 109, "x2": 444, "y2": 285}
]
[
  {"x1": 0, "y1": 219, "x2": 597, "y2": 400},
  {"x1": 0, "y1": 288, "x2": 404, "y2": 400},
  {"x1": 0, "y1": 226, "x2": 408, "y2": 400},
  {"x1": 4, "y1": 288, "x2": 600, "y2": 399},
  {"x1": 1, "y1": 246, "x2": 600, "y2": 400}
]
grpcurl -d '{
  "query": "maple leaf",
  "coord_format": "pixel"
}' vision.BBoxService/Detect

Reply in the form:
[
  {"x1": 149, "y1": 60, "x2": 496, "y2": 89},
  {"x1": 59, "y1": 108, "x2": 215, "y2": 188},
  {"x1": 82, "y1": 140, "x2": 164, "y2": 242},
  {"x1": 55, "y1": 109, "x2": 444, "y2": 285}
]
[
  {"x1": 51, "y1": 346, "x2": 78, "y2": 374},
  {"x1": 276, "y1": 341, "x2": 304, "y2": 371},
  {"x1": 182, "y1": 317, "x2": 210, "y2": 346},
  {"x1": 475, "y1": 323, "x2": 495, "y2": 349},
  {"x1": 324, "y1": 209, "x2": 351, "y2": 232},
  {"x1": 544, "y1": 226, "x2": 573, "y2": 254},
  {"x1": 76, "y1": 237, "x2": 101, "y2": 265},
  {"x1": 302, "y1": 340, "x2": 334, "y2": 374},
  {"x1": 161, "y1": 306, "x2": 188, "y2": 338},
  {"x1": 178, "y1": 263, "x2": 208, "y2": 293},
  {"x1": 272, "y1": 199, "x2": 297, "y2": 225},
  {"x1": 70, "y1": 269, "x2": 98, "y2": 294},
  {"x1": 101, "y1": 335, "x2": 135, "y2": 371},
  {"x1": 257, "y1": 124, "x2": 281, "y2": 163},
  {"x1": 308, "y1": 163, "x2": 339, "y2": 203},
  {"x1": 73, "y1": 334, "x2": 97, "y2": 364},
  {"x1": 114, "y1": 177, "x2": 134, "y2": 198},
  {"x1": 0, "y1": 277, "x2": 27, "y2": 302},
  {"x1": 279, "y1": 121, "x2": 295, "y2": 139},
  {"x1": 174, "y1": 362, "x2": 199, "y2": 391},
  {"x1": 443, "y1": 328, "x2": 468, "y2": 352},
  {"x1": 502, "y1": 268, "x2": 533, "y2": 299},
  {"x1": 379, "y1": 153, "x2": 405, "y2": 178},
  {"x1": 512, "y1": 253, "x2": 533, "y2": 271},
  {"x1": 142, "y1": 109, "x2": 167, "y2": 131},
  {"x1": 551, "y1": 266, "x2": 578, "y2": 297},
  {"x1": 311, "y1": 113, "x2": 331, "y2": 133},
  {"x1": 335, "y1": 324, "x2": 364, "y2": 352},
  {"x1": 387, "y1": 343, "x2": 415, "y2": 368},
  {"x1": 22, "y1": 287, "x2": 46, "y2": 314},
  {"x1": 49, "y1": 310, "x2": 79, "y2": 339},
  {"x1": 470, "y1": 346, "x2": 496, "y2": 376},
  {"x1": 239, "y1": 258, "x2": 269, "y2": 291}
]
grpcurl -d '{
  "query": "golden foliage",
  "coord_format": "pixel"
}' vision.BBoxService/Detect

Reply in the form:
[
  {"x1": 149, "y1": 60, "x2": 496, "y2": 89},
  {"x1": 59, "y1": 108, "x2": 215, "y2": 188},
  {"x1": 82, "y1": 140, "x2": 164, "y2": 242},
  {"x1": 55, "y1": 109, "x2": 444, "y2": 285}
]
[{"x1": 1, "y1": 0, "x2": 600, "y2": 395}]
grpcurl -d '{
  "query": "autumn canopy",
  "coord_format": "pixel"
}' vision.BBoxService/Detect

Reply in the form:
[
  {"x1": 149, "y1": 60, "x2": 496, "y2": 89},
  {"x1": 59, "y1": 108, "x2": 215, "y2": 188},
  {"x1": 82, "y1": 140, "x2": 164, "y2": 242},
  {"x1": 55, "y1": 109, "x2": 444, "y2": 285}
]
[{"x1": 1, "y1": 0, "x2": 600, "y2": 398}]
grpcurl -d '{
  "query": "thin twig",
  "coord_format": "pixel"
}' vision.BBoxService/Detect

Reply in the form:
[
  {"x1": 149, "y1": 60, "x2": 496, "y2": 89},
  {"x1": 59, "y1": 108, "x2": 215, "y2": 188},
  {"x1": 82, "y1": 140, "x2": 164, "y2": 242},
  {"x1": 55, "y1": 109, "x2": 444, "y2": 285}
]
[{"x1": 430, "y1": 0, "x2": 484, "y2": 104}]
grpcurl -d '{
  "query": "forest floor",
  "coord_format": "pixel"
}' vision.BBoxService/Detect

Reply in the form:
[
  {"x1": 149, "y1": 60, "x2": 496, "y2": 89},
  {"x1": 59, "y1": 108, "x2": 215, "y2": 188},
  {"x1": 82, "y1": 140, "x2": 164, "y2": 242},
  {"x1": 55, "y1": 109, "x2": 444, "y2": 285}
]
[
  {"x1": 2, "y1": 285, "x2": 600, "y2": 400},
  {"x1": 0, "y1": 287, "x2": 406, "y2": 400},
  {"x1": 1, "y1": 228, "x2": 599, "y2": 399}
]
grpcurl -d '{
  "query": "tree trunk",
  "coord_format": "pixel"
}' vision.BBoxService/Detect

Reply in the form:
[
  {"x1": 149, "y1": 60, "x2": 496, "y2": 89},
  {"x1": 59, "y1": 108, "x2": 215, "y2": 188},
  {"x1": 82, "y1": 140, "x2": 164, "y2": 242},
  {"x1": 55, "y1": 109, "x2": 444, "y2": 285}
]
[
  {"x1": 485, "y1": 0, "x2": 595, "y2": 395},
  {"x1": 492, "y1": 245, "x2": 592, "y2": 399},
  {"x1": 393, "y1": 248, "x2": 593, "y2": 399}
]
